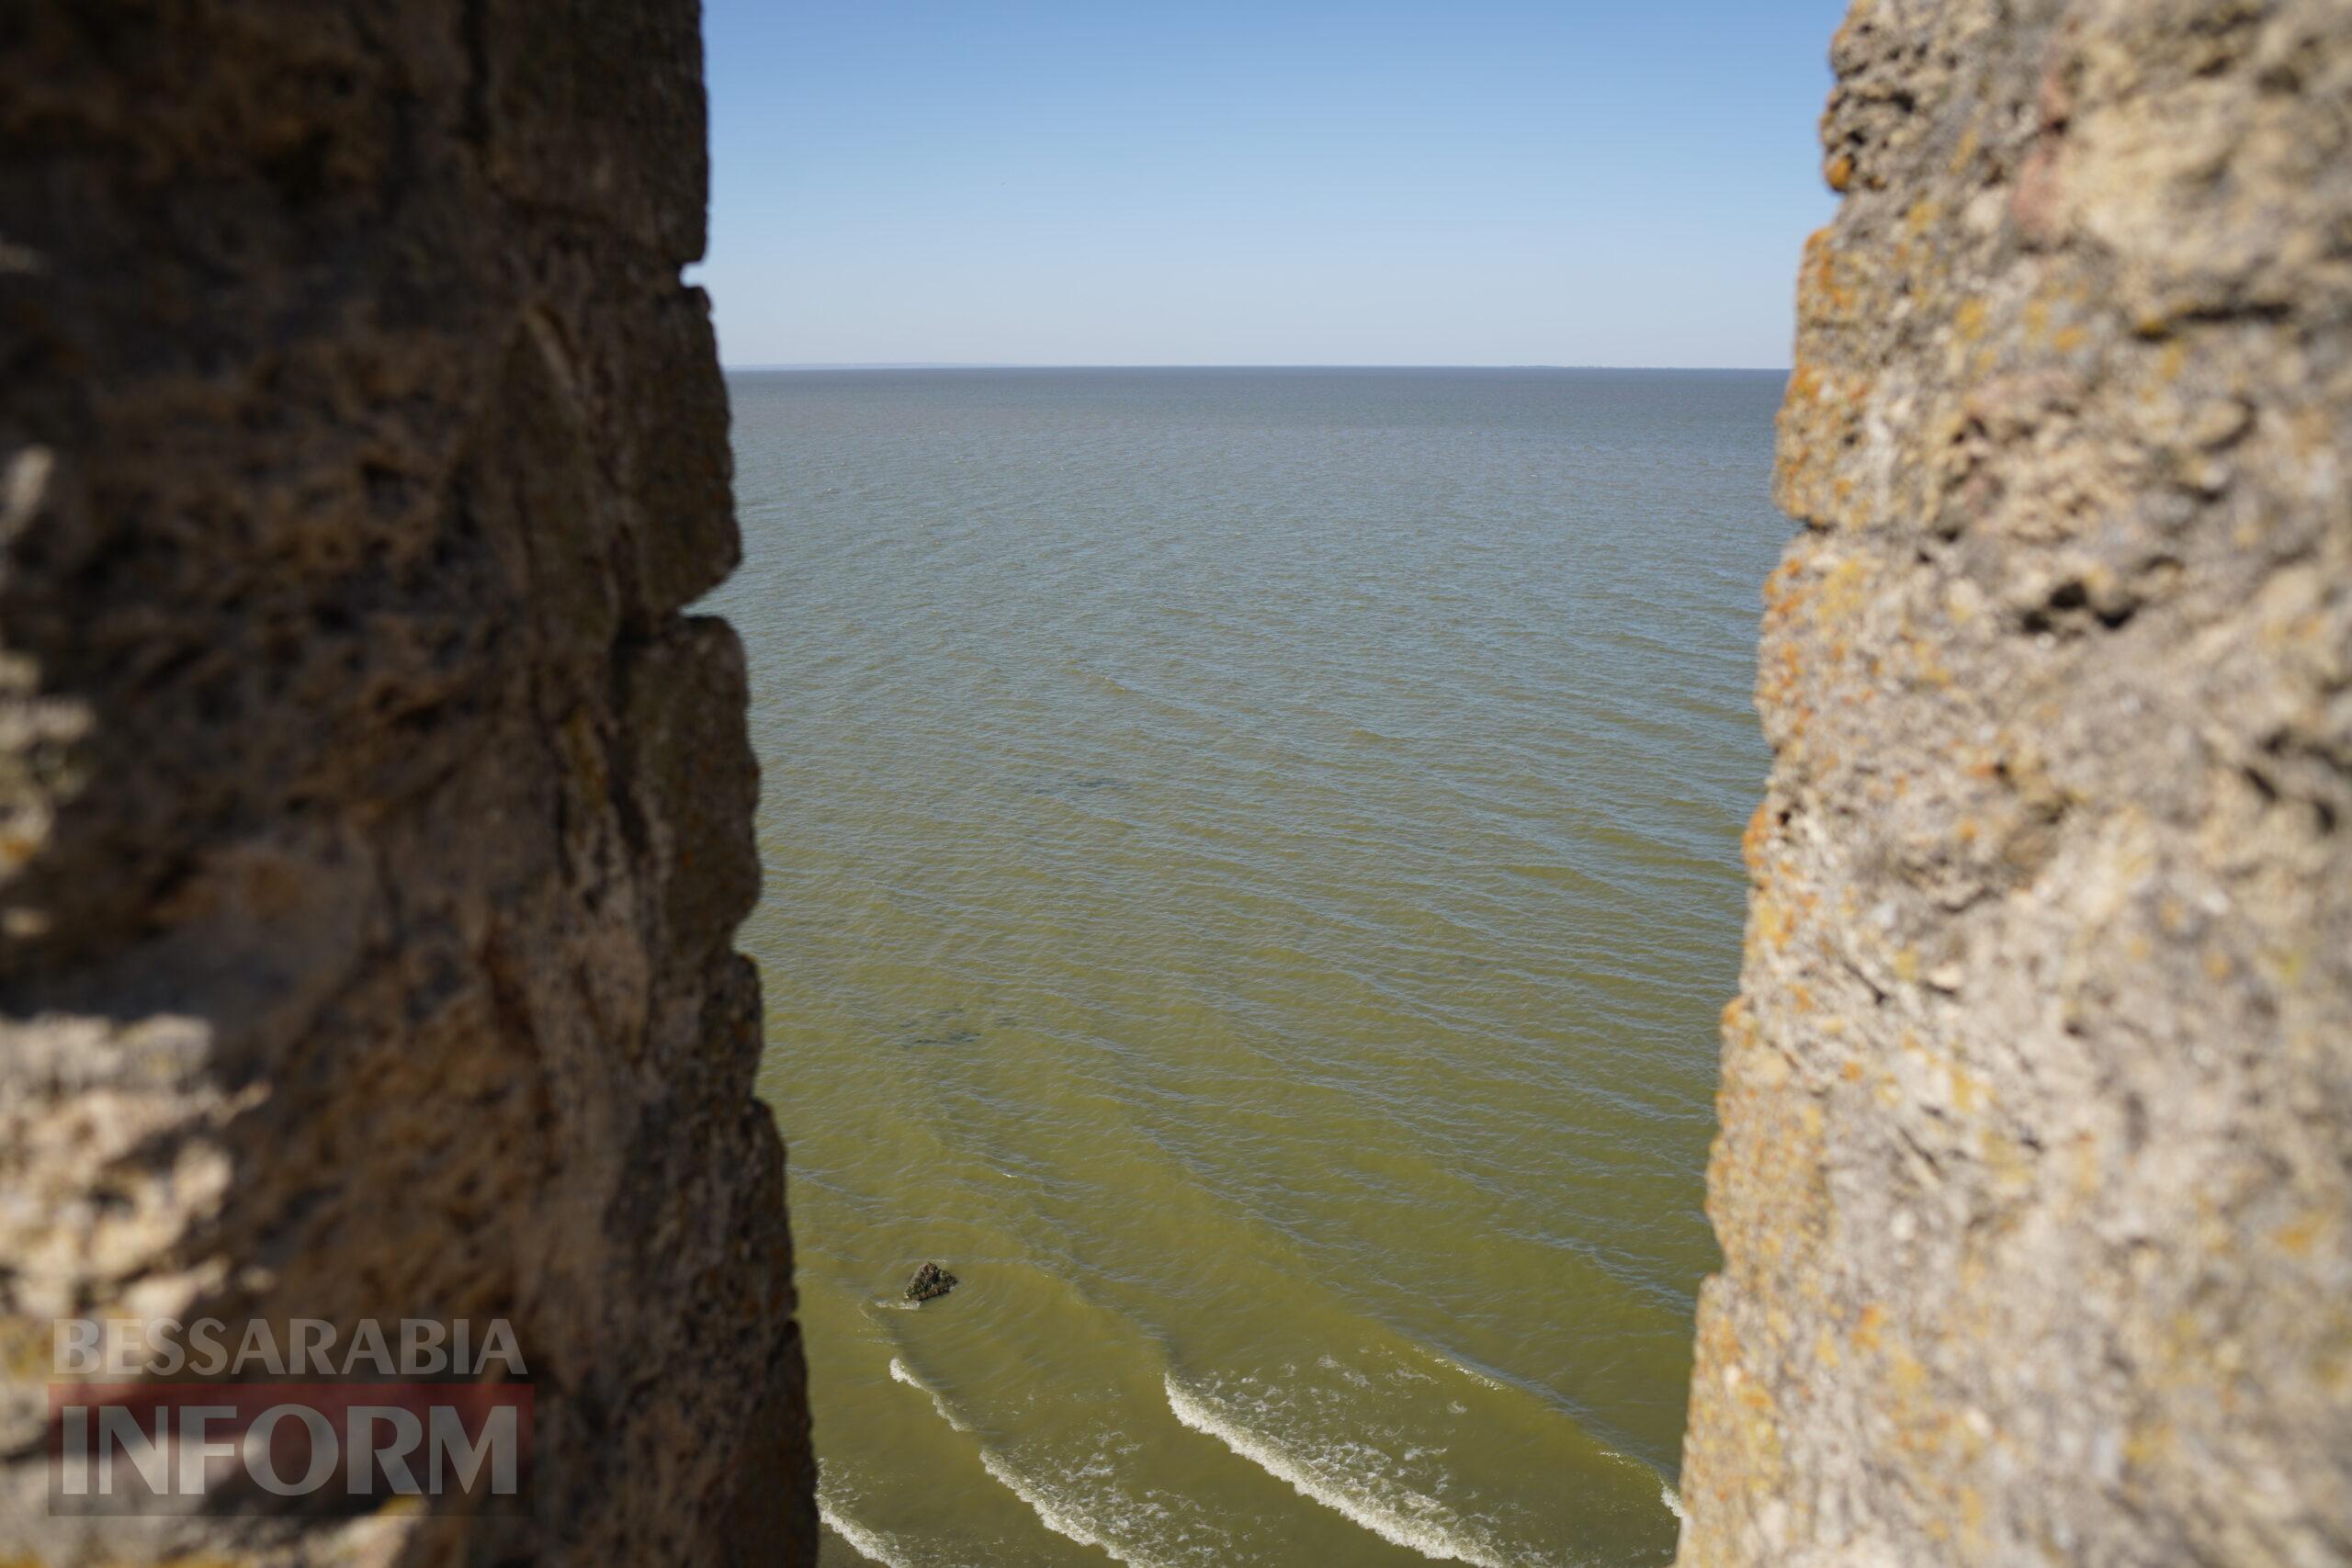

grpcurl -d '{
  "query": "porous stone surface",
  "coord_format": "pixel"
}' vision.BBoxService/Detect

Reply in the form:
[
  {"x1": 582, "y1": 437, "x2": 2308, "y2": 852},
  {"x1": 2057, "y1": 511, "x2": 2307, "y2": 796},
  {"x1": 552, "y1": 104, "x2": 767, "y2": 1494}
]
[
  {"x1": 1678, "y1": 3, "x2": 2352, "y2": 1564},
  {"x1": 0, "y1": 2, "x2": 814, "y2": 1562}
]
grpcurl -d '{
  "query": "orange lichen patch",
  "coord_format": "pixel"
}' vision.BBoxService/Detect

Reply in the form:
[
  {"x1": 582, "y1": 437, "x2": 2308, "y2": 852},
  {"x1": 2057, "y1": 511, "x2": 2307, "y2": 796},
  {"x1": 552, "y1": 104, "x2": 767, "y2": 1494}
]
[
  {"x1": 2271, "y1": 1213, "x2": 2326, "y2": 1257},
  {"x1": 1769, "y1": 352, "x2": 1882, "y2": 524},
  {"x1": 1753, "y1": 896, "x2": 1795, "y2": 953},
  {"x1": 1981, "y1": 1127, "x2": 2034, "y2": 1194},
  {"x1": 1800, "y1": 229, "x2": 1859, "y2": 320},
  {"x1": 2123, "y1": 1418, "x2": 2175, "y2": 1468},
  {"x1": 0, "y1": 1317, "x2": 52, "y2": 1379},
  {"x1": 1827, "y1": 153, "x2": 1856, "y2": 192},
  {"x1": 1853, "y1": 1303, "x2": 1887, "y2": 1352},
  {"x1": 1762, "y1": 561, "x2": 1814, "y2": 628},
  {"x1": 1744, "y1": 800, "x2": 1776, "y2": 874},
  {"x1": 1904, "y1": 637, "x2": 1955, "y2": 690},
  {"x1": 1815, "y1": 557, "x2": 1872, "y2": 624},
  {"x1": 2263, "y1": 945, "x2": 2307, "y2": 987},
  {"x1": 2067, "y1": 1134, "x2": 2102, "y2": 1199},
  {"x1": 1775, "y1": 361, "x2": 1880, "y2": 528},
  {"x1": 1954, "y1": 299, "x2": 1988, "y2": 342},
  {"x1": 1842, "y1": 1058, "x2": 1865, "y2": 1082},
  {"x1": 1889, "y1": 1345, "x2": 1931, "y2": 1401},
  {"x1": 1684, "y1": 1314, "x2": 1791, "y2": 1524}
]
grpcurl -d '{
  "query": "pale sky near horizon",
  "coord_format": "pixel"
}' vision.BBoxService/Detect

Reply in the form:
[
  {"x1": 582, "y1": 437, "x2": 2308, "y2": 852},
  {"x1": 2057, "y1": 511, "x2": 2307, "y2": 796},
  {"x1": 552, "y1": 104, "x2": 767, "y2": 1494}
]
[{"x1": 695, "y1": 2, "x2": 1849, "y2": 369}]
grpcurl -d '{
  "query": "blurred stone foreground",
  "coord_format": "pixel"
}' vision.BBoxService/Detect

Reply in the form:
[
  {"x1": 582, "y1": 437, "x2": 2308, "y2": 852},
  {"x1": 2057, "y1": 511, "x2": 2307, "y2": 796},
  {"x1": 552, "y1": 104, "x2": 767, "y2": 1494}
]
[
  {"x1": 0, "y1": 1, "x2": 2345, "y2": 1566},
  {"x1": 1677, "y1": 1, "x2": 2352, "y2": 1564},
  {"x1": 0, "y1": 0, "x2": 812, "y2": 1562}
]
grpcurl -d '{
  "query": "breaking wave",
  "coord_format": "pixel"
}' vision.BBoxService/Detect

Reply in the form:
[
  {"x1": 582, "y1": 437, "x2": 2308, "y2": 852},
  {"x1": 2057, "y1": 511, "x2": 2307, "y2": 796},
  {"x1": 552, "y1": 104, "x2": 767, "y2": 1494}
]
[
  {"x1": 888, "y1": 1356, "x2": 972, "y2": 1432},
  {"x1": 818, "y1": 1488, "x2": 919, "y2": 1568},
  {"x1": 1163, "y1": 1373, "x2": 1529, "y2": 1568},
  {"x1": 977, "y1": 1448, "x2": 1162, "y2": 1567}
]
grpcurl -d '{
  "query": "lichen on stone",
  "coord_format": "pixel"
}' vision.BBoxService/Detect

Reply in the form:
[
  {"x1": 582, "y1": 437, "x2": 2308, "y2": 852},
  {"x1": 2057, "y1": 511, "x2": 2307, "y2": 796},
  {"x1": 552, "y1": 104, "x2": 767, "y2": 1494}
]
[{"x1": 1679, "y1": 4, "x2": 2352, "y2": 1564}]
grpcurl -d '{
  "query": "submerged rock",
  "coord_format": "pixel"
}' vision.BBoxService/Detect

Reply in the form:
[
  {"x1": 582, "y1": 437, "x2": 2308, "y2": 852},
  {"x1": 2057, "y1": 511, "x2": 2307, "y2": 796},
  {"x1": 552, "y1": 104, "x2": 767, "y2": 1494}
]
[{"x1": 904, "y1": 1262, "x2": 959, "y2": 1303}]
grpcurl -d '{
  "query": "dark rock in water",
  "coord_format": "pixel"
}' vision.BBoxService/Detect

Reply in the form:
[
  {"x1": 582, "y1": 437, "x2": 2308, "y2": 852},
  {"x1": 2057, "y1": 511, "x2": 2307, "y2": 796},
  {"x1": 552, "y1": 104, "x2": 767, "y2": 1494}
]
[{"x1": 904, "y1": 1262, "x2": 958, "y2": 1303}]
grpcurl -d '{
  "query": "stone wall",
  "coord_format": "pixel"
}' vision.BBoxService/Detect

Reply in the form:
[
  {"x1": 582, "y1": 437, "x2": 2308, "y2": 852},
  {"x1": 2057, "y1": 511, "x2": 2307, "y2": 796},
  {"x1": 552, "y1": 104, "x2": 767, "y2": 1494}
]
[
  {"x1": 1678, "y1": 2, "x2": 2350, "y2": 1564},
  {"x1": 0, "y1": 2, "x2": 814, "y2": 1562}
]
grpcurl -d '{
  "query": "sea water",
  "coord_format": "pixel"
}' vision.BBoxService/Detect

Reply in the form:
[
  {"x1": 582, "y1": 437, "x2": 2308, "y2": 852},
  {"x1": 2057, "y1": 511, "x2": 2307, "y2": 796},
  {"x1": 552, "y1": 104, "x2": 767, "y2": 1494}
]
[{"x1": 709, "y1": 367, "x2": 1787, "y2": 1567}]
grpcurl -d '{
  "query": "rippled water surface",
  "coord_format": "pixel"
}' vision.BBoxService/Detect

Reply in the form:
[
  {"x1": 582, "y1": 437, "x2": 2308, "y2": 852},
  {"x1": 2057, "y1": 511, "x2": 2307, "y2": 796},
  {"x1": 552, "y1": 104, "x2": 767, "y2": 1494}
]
[{"x1": 710, "y1": 368, "x2": 1788, "y2": 1567}]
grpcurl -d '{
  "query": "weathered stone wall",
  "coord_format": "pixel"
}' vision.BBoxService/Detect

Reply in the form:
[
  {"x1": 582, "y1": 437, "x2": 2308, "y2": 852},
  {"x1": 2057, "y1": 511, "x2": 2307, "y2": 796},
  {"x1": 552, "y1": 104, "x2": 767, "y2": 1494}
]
[
  {"x1": 1679, "y1": 2, "x2": 2351, "y2": 1564},
  {"x1": 0, "y1": 2, "x2": 814, "y2": 1562}
]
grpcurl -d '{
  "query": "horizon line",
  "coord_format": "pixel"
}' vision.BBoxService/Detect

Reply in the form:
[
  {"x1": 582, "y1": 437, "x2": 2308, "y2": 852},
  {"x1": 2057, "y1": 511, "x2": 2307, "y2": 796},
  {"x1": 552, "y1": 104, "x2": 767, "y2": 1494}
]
[{"x1": 719, "y1": 361, "x2": 1795, "y2": 374}]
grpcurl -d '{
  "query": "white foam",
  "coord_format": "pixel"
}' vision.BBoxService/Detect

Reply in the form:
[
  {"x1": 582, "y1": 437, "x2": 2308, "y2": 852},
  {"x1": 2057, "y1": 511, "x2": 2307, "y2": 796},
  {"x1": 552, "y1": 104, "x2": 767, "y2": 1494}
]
[
  {"x1": 889, "y1": 1357, "x2": 972, "y2": 1432},
  {"x1": 977, "y1": 1448, "x2": 1159, "y2": 1567},
  {"x1": 818, "y1": 1493, "x2": 919, "y2": 1568},
  {"x1": 1413, "y1": 1343, "x2": 1507, "y2": 1393},
  {"x1": 1162, "y1": 1374, "x2": 1519, "y2": 1568},
  {"x1": 1662, "y1": 1483, "x2": 1688, "y2": 1526}
]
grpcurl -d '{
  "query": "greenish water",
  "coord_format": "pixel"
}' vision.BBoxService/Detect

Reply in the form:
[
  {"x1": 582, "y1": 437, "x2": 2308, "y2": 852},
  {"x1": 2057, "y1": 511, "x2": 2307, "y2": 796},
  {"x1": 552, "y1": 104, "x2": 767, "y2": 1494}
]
[{"x1": 711, "y1": 368, "x2": 1786, "y2": 1568}]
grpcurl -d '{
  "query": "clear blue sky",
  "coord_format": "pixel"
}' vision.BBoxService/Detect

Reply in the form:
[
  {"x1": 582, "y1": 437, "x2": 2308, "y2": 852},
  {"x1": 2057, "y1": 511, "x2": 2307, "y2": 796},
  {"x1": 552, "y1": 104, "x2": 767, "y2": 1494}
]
[{"x1": 695, "y1": 2, "x2": 1848, "y2": 368}]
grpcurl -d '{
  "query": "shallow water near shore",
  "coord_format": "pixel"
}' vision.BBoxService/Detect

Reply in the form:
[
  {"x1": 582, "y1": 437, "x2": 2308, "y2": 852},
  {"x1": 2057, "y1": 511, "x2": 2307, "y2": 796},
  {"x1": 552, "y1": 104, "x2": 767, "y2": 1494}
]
[{"x1": 711, "y1": 367, "x2": 1787, "y2": 1567}]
